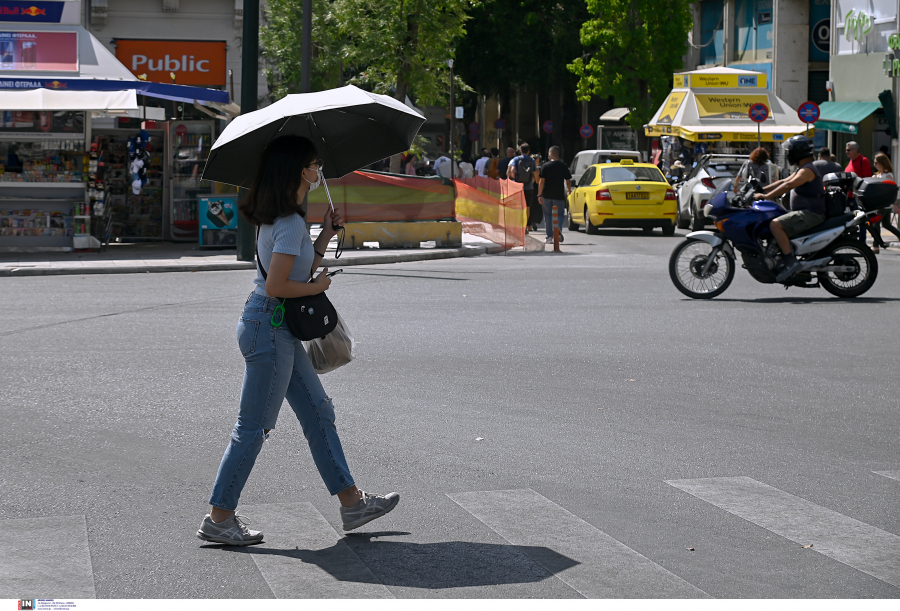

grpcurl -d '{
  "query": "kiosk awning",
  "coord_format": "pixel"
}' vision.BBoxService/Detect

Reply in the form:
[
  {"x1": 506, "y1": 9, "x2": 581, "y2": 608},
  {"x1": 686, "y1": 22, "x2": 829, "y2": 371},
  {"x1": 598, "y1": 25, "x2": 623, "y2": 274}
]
[
  {"x1": 0, "y1": 88, "x2": 138, "y2": 111},
  {"x1": 645, "y1": 67, "x2": 811, "y2": 142},
  {"x1": 816, "y1": 101, "x2": 881, "y2": 134},
  {"x1": 600, "y1": 107, "x2": 631, "y2": 122}
]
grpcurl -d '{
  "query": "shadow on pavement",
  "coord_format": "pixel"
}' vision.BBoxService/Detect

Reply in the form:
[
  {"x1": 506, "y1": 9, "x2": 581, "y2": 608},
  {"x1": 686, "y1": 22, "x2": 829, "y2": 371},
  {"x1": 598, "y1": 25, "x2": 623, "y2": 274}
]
[
  {"x1": 224, "y1": 531, "x2": 580, "y2": 589},
  {"x1": 701, "y1": 296, "x2": 900, "y2": 304}
]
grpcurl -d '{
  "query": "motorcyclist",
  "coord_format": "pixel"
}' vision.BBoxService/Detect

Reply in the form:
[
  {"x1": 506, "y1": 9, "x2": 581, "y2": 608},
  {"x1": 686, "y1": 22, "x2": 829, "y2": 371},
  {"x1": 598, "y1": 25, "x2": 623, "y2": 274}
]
[{"x1": 753, "y1": 135, "x2": 826, "y2": 282}]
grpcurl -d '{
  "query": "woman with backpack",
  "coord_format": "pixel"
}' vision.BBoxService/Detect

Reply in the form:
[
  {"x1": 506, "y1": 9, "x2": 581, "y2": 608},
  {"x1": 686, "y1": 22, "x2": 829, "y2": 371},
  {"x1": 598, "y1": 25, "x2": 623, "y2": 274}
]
[
  {"x1": 870, "y1": 152, "x2": 900, "y2": 252},
  {"x1": 733, "y1": 147, "x2": 770, "y2": 192}
]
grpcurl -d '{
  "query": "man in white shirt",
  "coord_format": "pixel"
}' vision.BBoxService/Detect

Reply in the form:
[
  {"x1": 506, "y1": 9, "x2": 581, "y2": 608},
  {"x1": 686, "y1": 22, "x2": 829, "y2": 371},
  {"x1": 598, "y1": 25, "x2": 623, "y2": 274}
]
[
  {"x1": 474, "y1": 150, "x2": 490, "y2": 177},
  {"x1": 433, "y1": 155, "x2": 459, "y2": 178}
]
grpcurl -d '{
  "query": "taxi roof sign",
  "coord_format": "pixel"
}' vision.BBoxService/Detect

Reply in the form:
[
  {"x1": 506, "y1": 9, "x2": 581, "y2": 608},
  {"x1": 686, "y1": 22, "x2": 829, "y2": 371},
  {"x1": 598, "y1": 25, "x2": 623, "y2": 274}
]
[{"x1": 619, "y1": 159, "x2": 634, "y2": 165}]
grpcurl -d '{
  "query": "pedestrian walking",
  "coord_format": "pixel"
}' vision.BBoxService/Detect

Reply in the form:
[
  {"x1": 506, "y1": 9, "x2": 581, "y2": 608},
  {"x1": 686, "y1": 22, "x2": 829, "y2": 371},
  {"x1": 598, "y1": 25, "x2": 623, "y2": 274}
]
[
  {"x1": 458, "y1": 152, "x2": 475, "y2": 179},
  {"x1": 474, "y1": 149, "x2": 491, "y2": 177},
  {"x1": 537, "y1": 145, "x2": 572, "y2": 243},
  {"x1": 404, "y1": 154, "x2": 418, "y2": 176},
  {"x1": 733, "y1": 147, "x2": 770, "y2": 192},
  {"x1": 813, "y1": 147, "x2": 842, "y2": 176},
  {"x1": 198, "y1": 135, "x2": 399, "y2": 546},
  {"x1": 496, "y1": 146, "x2": 516, "y2": 180},
  {"x1": 434, "y1": 154, "x2": 460, "y2": 179},
  {"x1": 508, "y1": 143, "x2": 539, "y2": 231},
  {"x1": 845, "y1": 141, "x2": 875, "y2": 247},
  {"x1": 487, "y1": 147, "x2": 500, "y2": 179},
  {"x1": 872, "y1": 152, "x2": 900, "y2": 251}
]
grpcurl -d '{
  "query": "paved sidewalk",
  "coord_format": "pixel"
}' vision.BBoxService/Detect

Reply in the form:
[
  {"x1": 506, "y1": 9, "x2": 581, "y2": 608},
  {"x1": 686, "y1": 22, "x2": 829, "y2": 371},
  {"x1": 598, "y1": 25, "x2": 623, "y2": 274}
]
[{"x1": 0, "y1": 233, "x2": 508, "y2": 277}]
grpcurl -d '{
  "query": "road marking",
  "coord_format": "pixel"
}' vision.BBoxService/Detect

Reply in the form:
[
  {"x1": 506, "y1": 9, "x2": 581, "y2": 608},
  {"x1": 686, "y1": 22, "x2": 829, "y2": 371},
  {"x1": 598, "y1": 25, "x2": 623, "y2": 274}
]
[
  {"x1": 873, "y1": 471, "x2": 900, "y2": 483},
  {"x1": 448, "y1": 489, "x2": 708, "y2": 598},
  {"x1": 666, "y1": 476, "x2": 900, "y2": 588},
  {"x1": 239, "y1": 502, "x2": 393, "y2": 599},
  {"x1": 0, "y1": 515, "x2": 96, "y2": 598}
]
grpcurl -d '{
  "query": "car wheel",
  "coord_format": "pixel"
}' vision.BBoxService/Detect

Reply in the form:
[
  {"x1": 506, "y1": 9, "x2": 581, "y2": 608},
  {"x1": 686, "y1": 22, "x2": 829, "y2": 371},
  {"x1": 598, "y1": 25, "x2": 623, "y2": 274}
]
[
  {"x1": 584, "y1": 206, "x2": 600, "y2": 235},
  {"x1": 676, "y1": 206, "x2": 691, "y2": 229},
  {"x1": 662, "y1": 222, "x2": 676, "y2": 236},
  {"x1": 568, "y1": 204, "x2": 578, "y2": 231},
  {"x1": 642, "y1": 226, "x2": 654, "y2": 235}
]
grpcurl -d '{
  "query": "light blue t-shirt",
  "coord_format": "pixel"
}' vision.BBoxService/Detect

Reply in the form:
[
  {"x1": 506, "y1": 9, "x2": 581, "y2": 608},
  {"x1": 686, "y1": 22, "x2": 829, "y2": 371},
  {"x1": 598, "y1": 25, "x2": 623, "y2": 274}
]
[{"x1": 254, "y1": 213, "x2": 315, "y2": 296}]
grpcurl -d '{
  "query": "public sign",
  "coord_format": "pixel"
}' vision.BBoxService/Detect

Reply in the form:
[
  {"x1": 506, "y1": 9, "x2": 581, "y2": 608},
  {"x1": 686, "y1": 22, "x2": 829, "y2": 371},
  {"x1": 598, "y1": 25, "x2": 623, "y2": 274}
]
[
  {"x1": 579, "y1": 124, "x2": 594, "y2": 139},
  {"x1": 797, "y1": 101, "x2": 820, "y2": 123},
  {"x1": 115, "y1": 40, "x2": 227, "y2": 86},
  {"x1": 698, "y1": 94, "x2": 769, "y2": 120},
  {"x1": 748, "y1": 103, "x2": 769, "y2": 123},
  {"x1": 455, "y1": 106, "x2": 464, "y2": 119},
  {"x1": 0, "y1": 30, "x2": 77, "y2": 72},
  {"x1": 542, "y1": 120, "x2": 554, "y2": 134},
  {"x1": 494, "y1": 118, "x2": 506, "y2": 130}
]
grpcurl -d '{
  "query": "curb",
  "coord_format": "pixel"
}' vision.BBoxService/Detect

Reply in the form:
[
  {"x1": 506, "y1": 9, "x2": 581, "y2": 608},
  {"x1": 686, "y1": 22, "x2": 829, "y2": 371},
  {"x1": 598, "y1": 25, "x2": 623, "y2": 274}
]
[{"x1": 0, "y1": 244, "x2": 506, "y2": 277}]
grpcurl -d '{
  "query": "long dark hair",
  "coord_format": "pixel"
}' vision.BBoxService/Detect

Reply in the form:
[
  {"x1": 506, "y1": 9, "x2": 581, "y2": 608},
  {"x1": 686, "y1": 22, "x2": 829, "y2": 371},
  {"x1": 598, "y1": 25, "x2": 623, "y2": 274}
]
[{"x1": 240, "y1": 135, "x2": 317, "y2": 226}]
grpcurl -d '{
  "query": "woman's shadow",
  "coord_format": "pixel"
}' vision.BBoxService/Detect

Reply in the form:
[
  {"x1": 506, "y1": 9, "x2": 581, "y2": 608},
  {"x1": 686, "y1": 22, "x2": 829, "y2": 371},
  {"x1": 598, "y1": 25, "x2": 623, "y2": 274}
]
[{"x1": 221, "y1": 531, "x2": 579, "y2": 589}]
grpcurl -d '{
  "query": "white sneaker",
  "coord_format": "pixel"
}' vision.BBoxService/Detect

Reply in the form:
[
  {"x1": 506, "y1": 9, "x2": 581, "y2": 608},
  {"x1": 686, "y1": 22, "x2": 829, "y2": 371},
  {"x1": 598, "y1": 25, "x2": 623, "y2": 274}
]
[
  {"x1": 340, "y1": 491, "x2": 400, "y2": 531},
  {"x1": 197, "y1": 513, "x2": 264, "y2": 545}
]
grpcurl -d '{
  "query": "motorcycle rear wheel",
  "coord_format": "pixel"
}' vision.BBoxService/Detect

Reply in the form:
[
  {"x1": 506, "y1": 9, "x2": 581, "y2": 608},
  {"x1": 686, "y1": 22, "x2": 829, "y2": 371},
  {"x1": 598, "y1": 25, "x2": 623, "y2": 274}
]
[
  {"x1": 817, "y1": 238, "x2": 878, "y2": 298},
  {"x1": 669, "y1": 239, "x2": 735, "y2": 299}
]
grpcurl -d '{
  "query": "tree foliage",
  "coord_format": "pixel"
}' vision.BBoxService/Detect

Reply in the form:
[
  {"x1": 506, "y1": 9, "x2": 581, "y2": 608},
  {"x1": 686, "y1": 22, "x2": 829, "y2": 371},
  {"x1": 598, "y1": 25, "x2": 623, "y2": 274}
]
[
  {"x1": 456, "y1": 0, "x2": 586, "y2": 99},
  {"x1": 261, "y1": 0, "x2": 470, "y2": 107},
  {"x1": 568, "y1": 0, "x2": 692, "y2": 131}
]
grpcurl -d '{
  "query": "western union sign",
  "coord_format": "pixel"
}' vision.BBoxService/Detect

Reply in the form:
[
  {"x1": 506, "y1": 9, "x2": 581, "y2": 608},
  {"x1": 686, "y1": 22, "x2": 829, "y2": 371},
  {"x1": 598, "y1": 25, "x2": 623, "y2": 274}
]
[
  {"x1": 695, "y1": 95, "x2": 771, "y2": 119},
  {"x1": 674, "y1": 72, "x2": 768, "y2": 89}
]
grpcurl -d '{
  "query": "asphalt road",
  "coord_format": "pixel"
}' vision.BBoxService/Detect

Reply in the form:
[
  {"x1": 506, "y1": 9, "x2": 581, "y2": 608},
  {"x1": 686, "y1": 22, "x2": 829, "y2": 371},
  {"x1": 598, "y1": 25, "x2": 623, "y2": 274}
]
[{"x1": 1, "y1": 227, "x2": 899, "y2": 599}]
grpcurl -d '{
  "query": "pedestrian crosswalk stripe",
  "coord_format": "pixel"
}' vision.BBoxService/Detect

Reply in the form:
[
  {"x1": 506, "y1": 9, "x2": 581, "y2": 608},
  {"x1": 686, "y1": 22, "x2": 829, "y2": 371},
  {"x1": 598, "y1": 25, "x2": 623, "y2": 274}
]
[
  {"x1": 873, "y1": 471, "x2": 900, "y2": 483},
  {"x1": 448, "y1": 489, "x2": 709, "y2": 598},
  {"x1": 0, "y1": 515, "x2": 96, "y2": 598},
  {"x1": 239, "y1": 502, "x2": 393, "y2": 599},
  {"x1": 666, "y1": 476, "x2": 900, "y2": 588}
]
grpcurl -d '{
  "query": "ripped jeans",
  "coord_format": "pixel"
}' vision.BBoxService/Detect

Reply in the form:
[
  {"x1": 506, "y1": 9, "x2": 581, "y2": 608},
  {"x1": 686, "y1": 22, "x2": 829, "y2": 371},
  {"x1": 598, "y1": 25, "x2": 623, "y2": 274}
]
[{"x1": 209, "y1": 292, "x2": 355, "y2": 511}]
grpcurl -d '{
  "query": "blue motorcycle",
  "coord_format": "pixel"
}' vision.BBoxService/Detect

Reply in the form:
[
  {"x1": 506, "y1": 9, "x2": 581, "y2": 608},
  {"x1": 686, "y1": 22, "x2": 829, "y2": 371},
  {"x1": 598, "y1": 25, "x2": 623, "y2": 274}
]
[{"x1": 668, "y1": 173, "x2": 896, "y2": 299}]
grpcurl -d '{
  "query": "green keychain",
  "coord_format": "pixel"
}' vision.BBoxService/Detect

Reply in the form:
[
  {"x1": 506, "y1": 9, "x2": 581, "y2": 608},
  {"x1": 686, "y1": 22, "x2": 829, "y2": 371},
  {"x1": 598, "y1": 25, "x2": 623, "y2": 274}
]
[{"x1": 271, "y1": 301, "x2": 285, "y2": 328}]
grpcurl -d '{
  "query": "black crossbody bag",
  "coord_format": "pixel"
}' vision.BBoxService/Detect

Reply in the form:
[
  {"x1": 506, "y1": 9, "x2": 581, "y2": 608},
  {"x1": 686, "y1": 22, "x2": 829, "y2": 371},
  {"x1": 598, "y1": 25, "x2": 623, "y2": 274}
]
[{"x1": 256, "y1": 228, "x2": 338, "y2": 341}]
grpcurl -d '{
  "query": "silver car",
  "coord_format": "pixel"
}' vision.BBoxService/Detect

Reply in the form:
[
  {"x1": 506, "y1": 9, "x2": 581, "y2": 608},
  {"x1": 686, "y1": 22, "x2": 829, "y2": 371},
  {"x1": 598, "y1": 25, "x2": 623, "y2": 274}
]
[
  {"x1": 674, "y1": 154, "x2": 748, "y2": 231},
  {"x1": 570, "y1": 149, "x2": 643, "y2": 187}
]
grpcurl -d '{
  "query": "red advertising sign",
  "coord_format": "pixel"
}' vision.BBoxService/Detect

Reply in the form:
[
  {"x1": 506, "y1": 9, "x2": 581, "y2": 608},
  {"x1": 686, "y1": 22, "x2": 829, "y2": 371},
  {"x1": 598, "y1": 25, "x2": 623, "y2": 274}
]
[
  {"x1": 0, "y1": 31, "x2": 78, "y2": 72},
  {"x1": 115, "y1": 40, "x2": 227, "y2": 86}
]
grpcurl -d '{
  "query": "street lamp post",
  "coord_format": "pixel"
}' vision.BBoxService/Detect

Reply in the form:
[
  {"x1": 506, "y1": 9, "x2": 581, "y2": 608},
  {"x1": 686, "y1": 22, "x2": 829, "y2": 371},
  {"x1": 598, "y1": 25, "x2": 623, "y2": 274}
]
[
  {"x1": 236, "y1": 0, "x2": 260, "y2": 262},
  {"x1": 448, "y1": 59, "x2": 455, "y2": 179}
]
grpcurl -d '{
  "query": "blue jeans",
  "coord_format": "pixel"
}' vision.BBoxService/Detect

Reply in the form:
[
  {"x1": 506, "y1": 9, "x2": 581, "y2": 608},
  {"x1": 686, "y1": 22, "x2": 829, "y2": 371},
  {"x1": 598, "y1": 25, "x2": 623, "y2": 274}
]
[
  {"x1": 209, "y1": 292, "x2": 355, "y2": 511},
  {"x1": 542, "y1": 198, "x2": 566, "y2": 238}
]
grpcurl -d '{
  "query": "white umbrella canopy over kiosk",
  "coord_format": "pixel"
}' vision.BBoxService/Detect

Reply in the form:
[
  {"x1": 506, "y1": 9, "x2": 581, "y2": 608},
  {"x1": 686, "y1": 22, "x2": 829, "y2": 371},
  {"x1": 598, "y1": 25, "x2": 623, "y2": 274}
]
[
  {"x1": 202, "y1": 85, "x2": 426, "y2": 188},
  {"x1": 645, "y1": 67, "x2": 811, "y2": 143}
]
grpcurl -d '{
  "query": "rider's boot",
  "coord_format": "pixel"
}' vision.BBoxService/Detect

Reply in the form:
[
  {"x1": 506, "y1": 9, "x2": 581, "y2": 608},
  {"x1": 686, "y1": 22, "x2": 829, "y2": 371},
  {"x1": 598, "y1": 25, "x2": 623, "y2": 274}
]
[{"x1": 775, "y1": 251, "x2": 803, "y2": 283}]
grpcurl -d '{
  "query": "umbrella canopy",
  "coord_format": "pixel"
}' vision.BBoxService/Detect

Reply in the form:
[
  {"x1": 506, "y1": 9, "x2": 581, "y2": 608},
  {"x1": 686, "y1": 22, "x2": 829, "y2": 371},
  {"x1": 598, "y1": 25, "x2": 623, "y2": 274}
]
[{"x1": 201, "y1": 85, "x2": 426, "y2": 187}]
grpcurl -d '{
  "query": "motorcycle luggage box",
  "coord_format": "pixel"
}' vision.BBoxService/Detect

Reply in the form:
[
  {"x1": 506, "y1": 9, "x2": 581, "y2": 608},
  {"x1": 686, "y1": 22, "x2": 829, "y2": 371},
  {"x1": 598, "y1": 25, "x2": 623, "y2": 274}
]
[
  {"x1": 855, "y1": 178, "x2": 898, "y2": 211},
  {"x1": 823, "y1": 171, "x2": 857, "y2": 190}
]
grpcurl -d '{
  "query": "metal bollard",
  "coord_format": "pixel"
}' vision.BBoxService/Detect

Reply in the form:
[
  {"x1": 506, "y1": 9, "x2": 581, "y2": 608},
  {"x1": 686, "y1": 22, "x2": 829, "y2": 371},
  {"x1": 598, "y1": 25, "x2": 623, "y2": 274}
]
[{"x1": 552, "y1": 205, "x2": 561, "y2": 252}]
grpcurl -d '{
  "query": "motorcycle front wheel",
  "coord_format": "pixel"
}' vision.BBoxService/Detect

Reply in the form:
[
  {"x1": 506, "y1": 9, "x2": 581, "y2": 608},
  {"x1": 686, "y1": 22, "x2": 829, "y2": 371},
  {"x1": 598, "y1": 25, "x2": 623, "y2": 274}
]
[
  {"x1": 817, "y1": 238, "x2": 878, "y2": 298},
  {"x1": 669, "y1": 239, "x2": 735, "y2": 299}
]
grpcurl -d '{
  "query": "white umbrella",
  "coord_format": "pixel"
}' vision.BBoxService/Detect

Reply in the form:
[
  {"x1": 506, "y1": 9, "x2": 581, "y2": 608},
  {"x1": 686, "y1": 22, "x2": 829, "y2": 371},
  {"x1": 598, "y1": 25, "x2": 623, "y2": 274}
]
[{"x1": 201, "y1": 85, "x2": 426, "y2": 187}]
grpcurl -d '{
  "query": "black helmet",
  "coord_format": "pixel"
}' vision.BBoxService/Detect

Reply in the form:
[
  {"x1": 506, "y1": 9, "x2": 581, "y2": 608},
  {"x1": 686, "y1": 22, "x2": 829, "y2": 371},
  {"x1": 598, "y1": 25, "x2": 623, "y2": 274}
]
[{"x1": 782, "y1": 135, "x2": 814, "y2": 165}]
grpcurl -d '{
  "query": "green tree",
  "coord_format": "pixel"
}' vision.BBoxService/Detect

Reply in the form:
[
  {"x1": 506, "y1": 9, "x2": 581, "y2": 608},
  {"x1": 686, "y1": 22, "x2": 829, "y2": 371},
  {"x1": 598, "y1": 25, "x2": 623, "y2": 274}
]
[
  {"x1": 568, "y1": 0, "x2": 692, "y2": 131},
  {"x1": 261, "y1": 0, "x2": 471, "y2": 171},
  {"x1": 455, "y1": 0, "x2": 588, "y2": 154},
  {"x1": 260, "y1": 0, "x2": 346, "y2": 100}
]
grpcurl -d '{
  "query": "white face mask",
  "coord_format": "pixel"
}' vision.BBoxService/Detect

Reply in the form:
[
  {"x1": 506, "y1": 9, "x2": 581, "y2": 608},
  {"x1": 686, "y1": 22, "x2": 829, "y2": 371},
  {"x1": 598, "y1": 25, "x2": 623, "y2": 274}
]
[{"x1": 304, "y1": 166, "x2": 323, "y2": 191}]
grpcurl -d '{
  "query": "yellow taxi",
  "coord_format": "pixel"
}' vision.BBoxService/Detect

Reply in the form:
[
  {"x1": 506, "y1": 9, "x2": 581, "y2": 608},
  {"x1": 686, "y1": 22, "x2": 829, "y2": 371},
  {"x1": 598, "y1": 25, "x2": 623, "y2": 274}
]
[{"x1": 567, "y1": 159, "x2": 678, "y2": 236}]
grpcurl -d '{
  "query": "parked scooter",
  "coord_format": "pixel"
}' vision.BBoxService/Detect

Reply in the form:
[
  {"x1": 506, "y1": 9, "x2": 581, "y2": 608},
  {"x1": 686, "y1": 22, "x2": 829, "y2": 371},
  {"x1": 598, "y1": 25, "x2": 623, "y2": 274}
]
[{"x1": 668, "y1": 172, "x2": 897, "y2": 299}]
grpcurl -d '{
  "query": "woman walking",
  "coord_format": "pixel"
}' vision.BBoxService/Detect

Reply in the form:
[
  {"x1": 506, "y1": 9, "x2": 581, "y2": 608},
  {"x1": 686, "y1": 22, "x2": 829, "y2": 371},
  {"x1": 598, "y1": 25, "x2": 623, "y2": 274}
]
[
  {"x1": 733, "y1": 147, "x2": 770, "y2": 192},
  {"x1": 198, "y1": 135, "x2": 399, "y2": 546},
  {"x1": 872, "y1": 152, "x2": 900, "y2": 252}
]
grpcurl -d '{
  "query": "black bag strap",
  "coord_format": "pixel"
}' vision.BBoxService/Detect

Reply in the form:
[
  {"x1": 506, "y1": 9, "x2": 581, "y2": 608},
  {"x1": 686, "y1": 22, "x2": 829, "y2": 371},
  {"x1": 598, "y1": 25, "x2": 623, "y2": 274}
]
[{"x1": 255, "y1": 224, "x2": 316, "y2": 284}]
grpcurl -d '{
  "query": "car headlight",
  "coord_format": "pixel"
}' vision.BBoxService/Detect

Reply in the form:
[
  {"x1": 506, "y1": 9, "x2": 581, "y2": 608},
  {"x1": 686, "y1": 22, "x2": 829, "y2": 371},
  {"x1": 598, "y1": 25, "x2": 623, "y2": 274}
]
[{"x1": 702, "y1": 203, "x2": 714, "y2": 217}]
